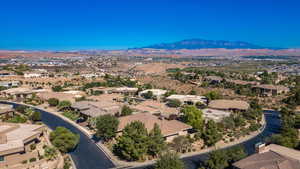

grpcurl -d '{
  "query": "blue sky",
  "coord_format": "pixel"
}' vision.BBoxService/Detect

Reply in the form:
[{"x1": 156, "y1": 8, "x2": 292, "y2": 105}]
[{"x1": 1, "y1": 0, "x2": 300, "y2": 50}]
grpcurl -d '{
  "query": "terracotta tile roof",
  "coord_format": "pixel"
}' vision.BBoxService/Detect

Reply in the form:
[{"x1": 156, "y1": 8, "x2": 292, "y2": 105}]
[
  {"x1": 118, "y1": 113, "x2": 192, "y2": 137},
  {"x1": 72, "y1": 101, "x2": 122, "y2": 117},
  {"x1": 208, "y1": 99, "x2": 250, "y2": 110},
  {"x1": 131, "y1": 100, "x2": 178, "y2": 114},
  {"x1": 233, "y1": 151, "x2": 300, "y2": 169}
]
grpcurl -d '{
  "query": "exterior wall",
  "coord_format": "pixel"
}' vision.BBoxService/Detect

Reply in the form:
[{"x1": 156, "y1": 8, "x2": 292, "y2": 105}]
[{"x1": 0, "y1": 151, "x2": 38, "y2": 168}]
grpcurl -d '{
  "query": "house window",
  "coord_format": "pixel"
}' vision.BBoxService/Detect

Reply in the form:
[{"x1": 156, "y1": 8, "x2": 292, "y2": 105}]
[{"x1": 0, "y1": 156, "x2": 4, "y2": 162}]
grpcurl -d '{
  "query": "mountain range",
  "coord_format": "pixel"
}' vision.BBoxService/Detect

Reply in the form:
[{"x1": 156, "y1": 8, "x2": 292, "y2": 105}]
[{"x1": 140, "y1": 39, "x2": 267, "y2": 50}]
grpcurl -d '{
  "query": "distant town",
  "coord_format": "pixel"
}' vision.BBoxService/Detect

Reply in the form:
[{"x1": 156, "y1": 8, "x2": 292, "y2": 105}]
[{"x1": 0, "y1": 48, "x2": 299, "y2": 169}]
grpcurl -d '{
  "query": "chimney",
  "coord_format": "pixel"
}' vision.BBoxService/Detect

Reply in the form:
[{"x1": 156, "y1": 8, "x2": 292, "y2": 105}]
[{"x1": 255, "y1": 142, "x2": 268, "y2": 154}]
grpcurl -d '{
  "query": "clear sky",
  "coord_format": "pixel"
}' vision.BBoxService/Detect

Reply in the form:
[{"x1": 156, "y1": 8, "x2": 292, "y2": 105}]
[{"x1": 1, "y1": 0, "x2": 300, "y2": 50}]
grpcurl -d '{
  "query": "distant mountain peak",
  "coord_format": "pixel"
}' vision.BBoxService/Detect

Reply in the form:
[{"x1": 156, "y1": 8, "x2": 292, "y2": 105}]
[{"x1": 140, "y1": 39, "x2": 266, "y2": 50}]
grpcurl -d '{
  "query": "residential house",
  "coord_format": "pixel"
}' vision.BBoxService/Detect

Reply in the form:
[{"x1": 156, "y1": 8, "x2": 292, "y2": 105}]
[
  {"x1": 233, "y1": 143, "x2": 300, "y2": 169},
  {"x1": 37, "y1": 91, "x2": 84, "y2": 103},
  {"x1": 0, "y1": 87, "x2": 41, "y2": 101},
  {"x1": 71, "y1": 100, "x2": 122, "y2": 119},
  {"x1": 252, "y1": 84, "x2": 290, "y2": 96},
  {"x1": 0, "y1": 123, "x2": 46, "y2": 168},
  {"x1": 204, "y1": 76, "x2": 223, "y2": 84},
  {"x1": 117, "y1": 113, "x2": 192, "y2": 142},
  {"x1": 139, "y1": 89, "x2": 167, "y2": 99},
  {"x1": 131, "y1": 100, "x2": 178, "y2": 116},
  {"x1": 0, "y1": 71, "x2": 15, "y2": 77},
  {"x1": 110, "y1": 87, "x2": 138, "y2": 95},
  {"x1": 166, "y1": 94, "x2": 207, "y2": 105},
  {"x1": 0, "y1": 81, "x2": 20, "y2": 88}
]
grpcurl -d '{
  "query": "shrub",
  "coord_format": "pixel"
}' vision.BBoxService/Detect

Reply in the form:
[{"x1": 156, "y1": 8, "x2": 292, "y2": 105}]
[
  {"x1": 52, "y1": 85, "x2": 63, "y2": 92},
  {"x1": 30, "y1": 144, "x2": 36, "y2": 150},
  {"x1": 167, "y1": 99, "x2": 181, "y2": 108},
  {"x1": 29, "y1": 157, "x2": 36, "y2": 162},
  {"x1": 120, "y1": 105, "x2": 133, "y2": 116},
  {"x1": 57, "y1": 100, "x2": 71, "y2": 110},
  {"x1": 48, "y1": 98, "x2": 59, "y2": 107}
]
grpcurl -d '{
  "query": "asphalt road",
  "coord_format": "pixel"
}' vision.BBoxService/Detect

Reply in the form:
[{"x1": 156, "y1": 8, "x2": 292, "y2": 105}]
[
  {"x1": 1, "y1": 101, "x2": 281, "y2": 169},
  {"x1": 0, "y1": 101, "x2": 116, "y2": 169},
  {"x1": 134, "y1": 110, "x2": 281, "y2": 169}
]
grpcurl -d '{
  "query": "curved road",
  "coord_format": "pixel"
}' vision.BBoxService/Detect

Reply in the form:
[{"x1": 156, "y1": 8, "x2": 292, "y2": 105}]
[
  {"x1": 0, "y1": 101, "x2": 281, "y2": 169},
  {"x1": 134, "y1": 110, "x2": 281, "y2": 169},
  {"x1": 0, "y1": 101, "x2": 116, "y2": 169}
]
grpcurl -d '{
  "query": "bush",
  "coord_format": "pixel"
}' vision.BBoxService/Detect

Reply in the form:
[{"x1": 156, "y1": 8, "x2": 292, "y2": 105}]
[
  {"x1": 62, "y1": 111, "x2": 80, "y2": 121},
  {"x1": 52, "y1": 85, "x2": 63, "y2": 92},
  {"x1": 30, "y1": 144, "x2": 36, "y2": 150},
  {"x1": 50, "y1": 127, "x2": 80, "y2": 153},
  {"x1": 120, "y1": 105, "x2": 133, "y2": 116},
  {"x1": 167, "y1": 99, "x2": 181, "y2": 108},
  {"x1": 57, "y1": 100, "x2": 71, "y2": 110},
  {"x1": 29, "y1": 157, "x2": 36, "y2": 163},
  {"x1": 6, "y1": 115, "x2": 27, "y2": 123},
  {"x1": 48, "y1": 98, "x2": 59, "y2": 107},
  {"x1": 15, "y1": 105, "x2": 28, "y2": 114}
]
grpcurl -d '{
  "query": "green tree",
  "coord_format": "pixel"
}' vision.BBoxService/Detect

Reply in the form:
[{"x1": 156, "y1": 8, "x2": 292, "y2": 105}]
[
  {"x1": 167, "y1": 99, "x2": 182, "y2": 108},
  {"x1": 95, "y1": 115, "x2": 119, "y2": 141},
  {"x1": 113, "y1": 121, "x2": 149, "y2": 161},
  {"x1": 120, "y1": 105, "x2": 133, "y2": 116},
  {"x1": 170, "y1": 135, "x2": 191, "y2": 153},
  {"x1": 148, "y1": 123, "x2": 166, "y2": 157},
  {"x1": 204, "y1": 91, "x2": 222, "y2": 101},
  {"x1": 58, "y1": 100, "x2": 71, "y2": 110},
  {"x1": 181, "y1": 105, "x2": 204, "y2": 131},
  {"x1": 48, "y1": 98, "x2": 59, "y2": 107},
  {"x1": 295, "y1": 114, "x2": 300, "y2": 129},
  {"x1": 202, "y1": 120, "x2": 222, "y2": 146},
  {"x1": 52, "y1": 85, "x2": 63, "y2": 92},
  {"x1": 164, "y1": 90, "x2": 177, "y2": 97},
  {"x1": 204, "y1": 150, "x2": 228, "y2": 169},
  {"x1": 155, "y1": 151, "x2": 184, "y2": 169},
  {"x1": 226, "y1": 146, "x2": 247, "y2": 163},
  {"x1": 50, "y1": 127, "x2": 80, "y2": 153},
  {"x1": 189, "y1": 90, "x2": 197, "y2": 95},
  {"x1": 15, "y1": 105, "x2": 28, "y2": 114},
  {"x1": 30, "y1": 111, "x2": 41, "y2": 122}
]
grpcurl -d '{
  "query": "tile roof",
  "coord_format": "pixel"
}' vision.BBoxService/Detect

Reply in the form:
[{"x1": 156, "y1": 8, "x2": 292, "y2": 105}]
[
  {"x1": 233, "y1": 151, "x2": 300, "y2": 169},
  {"x1": 208, "y1": 99, "x2": 250, "y2": 110},
  {"x1": 118, "y1": 113, "x2": 192, "y2": 137}
]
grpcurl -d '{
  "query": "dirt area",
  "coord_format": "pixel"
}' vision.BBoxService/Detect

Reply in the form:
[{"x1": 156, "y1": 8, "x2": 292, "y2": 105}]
[
  {"x1": 137, "y1": 75, "x2": 238, "y2": 97},
  {"x1": 134, "y1": 63, "x2": 186, "y2": 75}
]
